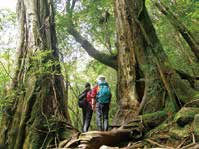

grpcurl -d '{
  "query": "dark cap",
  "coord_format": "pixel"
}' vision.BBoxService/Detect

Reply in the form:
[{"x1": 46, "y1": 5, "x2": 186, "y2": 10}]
[{"x1": 85, "y1": 82, "x2": 91, "y2": 88}]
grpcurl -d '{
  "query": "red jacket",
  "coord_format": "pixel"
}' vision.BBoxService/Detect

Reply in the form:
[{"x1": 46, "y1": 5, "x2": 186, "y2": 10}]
[
  {"x1": 86, "y1": 90, "x2": 93, "y2": 106},
  {"x1": 91, "y1": 85, "x2": 98, "y2": 99}
]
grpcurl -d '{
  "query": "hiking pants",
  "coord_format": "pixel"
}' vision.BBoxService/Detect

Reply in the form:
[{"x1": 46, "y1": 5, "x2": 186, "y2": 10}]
[
  {"x1": 82, "y1": 104, "x2": 93, "y2": 132},
  {"x1": 96, "y1": 102, "x2": 109, "y2": 131}
]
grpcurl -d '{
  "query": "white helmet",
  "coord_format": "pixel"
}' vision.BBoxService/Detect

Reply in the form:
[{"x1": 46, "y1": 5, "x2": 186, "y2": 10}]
[{"x1": 97, "y1": 75, "x2": 106, "y2": 84}]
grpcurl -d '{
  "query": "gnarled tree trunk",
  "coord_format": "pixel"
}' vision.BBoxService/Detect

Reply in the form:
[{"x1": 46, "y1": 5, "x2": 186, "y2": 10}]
[
  {"x1": 0, "y1": 0, "x2": 75, "y2": 148},
  {"x1": 113, "y1": 0, "x2": 168, "y2": 123},
  {"x1": 114, "y1": 0, "x2": 199, "y2": 122},
  {"x1": 113, "y1": 0, "x2": 140, "y2": 124}
]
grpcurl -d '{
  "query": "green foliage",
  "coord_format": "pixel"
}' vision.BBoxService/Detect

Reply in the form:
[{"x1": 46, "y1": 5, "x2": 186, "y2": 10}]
[
  {"x1": 29, "y1": 50, "x2": 61, "y2": 76},
  {"x1": 0, "y1": 9, "x2": 16, "y2": 119},
  {"x1": 0, "y1": 48, "x2": 14, "y2": 120},
  {"x1": 0, "y1": 9, "x2": 16, "y2": 31},
  {"x1": 79, "y1": 0, "x2": 117, "y2": 54},
  {"x1": 146, "y1": 0, "x2": 199, "y2": 75},
  {"x1": 56, "y1": 0, "x2": 117, "y2": 60}
]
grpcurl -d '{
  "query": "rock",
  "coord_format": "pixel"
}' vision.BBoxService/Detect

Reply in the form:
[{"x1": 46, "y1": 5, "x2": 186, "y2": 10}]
[
  {"x1": 169, "y1": 124, "x2": 192, "y2": 138},
  {"x1": 174, "y1": 107, "x2": 199, "y2": 127},
  {"x1": 193, "y1": 114, "x2": 199, "y2": 137}
]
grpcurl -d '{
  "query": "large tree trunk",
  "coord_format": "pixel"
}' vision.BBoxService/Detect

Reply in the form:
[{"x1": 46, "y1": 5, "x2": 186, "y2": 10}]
[
  {"x1": 113, "y1": 0, "x2": 168, "y2": 123},
  {"x1": 0, "y1": 0, "x2": 75, "y2": 148},
  {"x1": 113, "y1": 0, "x2": 140, "y2": 124},
  {"x1": 113, "y1": 0, "x2": 199, "y2": 122},
  {"x1": 137, "y1": 1, "x2": 199, "y2": 110},
  {"x1": 132, "y1": 0, "x2": 179, "y2": 114}
]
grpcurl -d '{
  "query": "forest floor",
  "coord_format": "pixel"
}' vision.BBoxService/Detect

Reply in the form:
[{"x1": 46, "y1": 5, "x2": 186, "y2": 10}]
[{"x1": 59, "y1": 109, "x2": 199, "y2": 148}]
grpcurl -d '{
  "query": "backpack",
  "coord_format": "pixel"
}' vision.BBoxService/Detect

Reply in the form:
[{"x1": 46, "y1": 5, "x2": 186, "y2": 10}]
[
  {"x1": 78, "y1": 90, "x2": 88, "y2": 108},
  {"x1": 97, "y1": 83, "x2": 111, "y2": 103}
]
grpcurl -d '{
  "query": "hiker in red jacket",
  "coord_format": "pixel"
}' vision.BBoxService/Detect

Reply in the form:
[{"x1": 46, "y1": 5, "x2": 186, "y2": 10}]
[{"x1": 91, "y1": 84, "x2": 98, "y2": 111}]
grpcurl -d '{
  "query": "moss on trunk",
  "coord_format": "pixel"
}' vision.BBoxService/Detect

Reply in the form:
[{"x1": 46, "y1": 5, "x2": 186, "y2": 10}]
[
  {"x1": 0, "y1": 0, "x2": 75, "y2": 148},
  {"x1": 114, "y1": 0, "x2": 199, "y2": 121}
]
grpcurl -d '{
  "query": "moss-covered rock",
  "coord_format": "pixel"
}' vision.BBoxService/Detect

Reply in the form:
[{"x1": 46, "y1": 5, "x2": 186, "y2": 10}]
[
  {"x1": 141, "y1": 111, "x2": 168, "y2": 130},
  {"x1": 174, "y1": 107, "x2": 199, "y2": 127},
  {"x1": 169, "y1": 124, "x2": 192, "y2": 139},
  {"x1": 193, "y1": 114, "x2": 199, "y2": 138}
]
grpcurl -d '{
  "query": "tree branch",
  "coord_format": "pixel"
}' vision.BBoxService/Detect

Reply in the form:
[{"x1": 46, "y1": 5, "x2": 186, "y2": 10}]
[
  {"x1": 64, "y1": 0, "x2": 117, "y2": 70},
  {"x1": 67, "y1": 26, "x2": 118, "y2": 70}
]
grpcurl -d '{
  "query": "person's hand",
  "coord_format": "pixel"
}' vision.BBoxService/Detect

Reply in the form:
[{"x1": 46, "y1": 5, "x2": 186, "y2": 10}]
[
  {"x1": 91, "y1": 98, "x2": 96, "y2": 111},
  {"x1": 92, "y1": 104, "x2": 96, "y2": 112}
]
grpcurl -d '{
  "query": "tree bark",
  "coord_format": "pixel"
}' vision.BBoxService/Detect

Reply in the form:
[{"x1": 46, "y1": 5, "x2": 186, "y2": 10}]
[
  {"x1": 113, "y1": 0, "x2": 141, "y2": 124},
  {"x1": 133, "y1": 0, "x2": 179, "y2": 114},
  {"x1": 113, "y1": 0, "x2": 171, "y2": 121},
  {"x1": 155, "y1": 1, "x2": 199, "y2": 61},
  {"x1": 113, "y1": 0, "x2": 199, "y2": 120},
  {"x1": 0, "y1": 0, "x2": 75, "y2": 148}
]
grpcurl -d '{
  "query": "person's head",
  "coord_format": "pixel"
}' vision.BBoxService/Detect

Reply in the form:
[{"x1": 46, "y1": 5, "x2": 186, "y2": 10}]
[
  {"x1": 96, "y1": 75, "x2": 106, "y2": 84},
  {"x1": 85, "y1": 82, "x2": 91, "y2": 89}
]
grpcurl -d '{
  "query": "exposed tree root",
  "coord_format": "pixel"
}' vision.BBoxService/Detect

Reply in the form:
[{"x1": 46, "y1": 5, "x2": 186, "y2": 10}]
[
  {"x1": 59, "y1": 128, "x2": 142, "y2": 149},
  {"x1": 145, "y1": 138, "x2": 174, "y2": 149},
  {"x1": 59, "y1": 111, "x2": 168, "y2": 148},
  {"x1": 58, "y1": 107, "x2": 199, "y2": 149}
]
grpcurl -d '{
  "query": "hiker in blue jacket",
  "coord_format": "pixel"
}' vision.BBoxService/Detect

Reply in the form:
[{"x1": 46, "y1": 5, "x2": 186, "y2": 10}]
[{"x1": 91, "y1": 75, "x2": 112, "y2": 131}]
